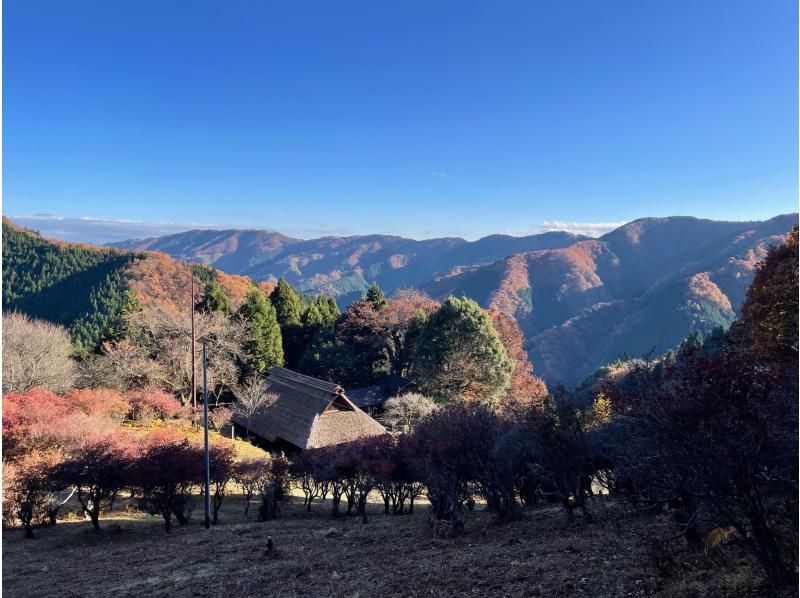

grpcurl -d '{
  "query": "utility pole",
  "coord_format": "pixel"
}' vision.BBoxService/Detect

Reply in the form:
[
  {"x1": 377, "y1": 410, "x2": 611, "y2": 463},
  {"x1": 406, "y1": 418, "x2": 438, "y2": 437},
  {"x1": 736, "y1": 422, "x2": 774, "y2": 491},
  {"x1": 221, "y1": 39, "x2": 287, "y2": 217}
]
[
  {"x1": 190, "y1": 237, "x2": 197, "y2": 414},
  {"x1": 203, "y1": 341, "x2": 211, "y2": 529}
]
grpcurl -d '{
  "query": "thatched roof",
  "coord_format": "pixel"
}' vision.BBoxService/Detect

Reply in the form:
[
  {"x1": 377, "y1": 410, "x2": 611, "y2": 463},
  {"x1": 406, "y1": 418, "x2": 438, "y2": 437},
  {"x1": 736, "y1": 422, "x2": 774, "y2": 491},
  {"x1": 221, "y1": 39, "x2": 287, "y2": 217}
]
[{"x1": 233, "y1": 366, "x2": 385, "y2": 450}]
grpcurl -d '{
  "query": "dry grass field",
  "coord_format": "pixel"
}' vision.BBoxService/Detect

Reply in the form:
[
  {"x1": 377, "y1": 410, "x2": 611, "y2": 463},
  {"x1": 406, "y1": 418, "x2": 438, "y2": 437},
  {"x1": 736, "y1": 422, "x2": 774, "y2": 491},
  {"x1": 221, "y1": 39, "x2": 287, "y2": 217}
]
[{"x1": 2, "y1": 494, "x2": 776, "y2": 598}]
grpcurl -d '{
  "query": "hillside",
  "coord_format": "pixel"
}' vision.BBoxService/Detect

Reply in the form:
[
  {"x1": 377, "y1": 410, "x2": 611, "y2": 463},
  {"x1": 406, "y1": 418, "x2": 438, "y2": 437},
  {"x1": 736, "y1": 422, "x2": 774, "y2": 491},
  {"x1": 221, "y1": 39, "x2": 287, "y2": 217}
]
[
  {"x1": 1, "y1": 221, "x2": 270, "y2": 351},
  {"x1": 111, "y1": 229, "x2": 586, "y2": 306},
  {"x1": 8, "y1": 214, "x2": 795, "y2": 384},
  {"x1": 3, "y1": 495, "x2": 774, "y2": 598},
  {"x1": 424, "y1": 214, "x2": 797, "y2": 384},
  {"x1": 110, "y1": 214, "x2": 797, "y2": 385}
]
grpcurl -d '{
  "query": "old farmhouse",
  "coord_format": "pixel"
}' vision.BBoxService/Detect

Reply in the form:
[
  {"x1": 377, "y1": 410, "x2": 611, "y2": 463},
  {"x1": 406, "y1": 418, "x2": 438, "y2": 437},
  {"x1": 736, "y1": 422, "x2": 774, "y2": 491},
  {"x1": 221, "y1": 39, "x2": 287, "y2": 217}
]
[{"x1": 232, "y1": 366, "x2": 386, "y2": 451}]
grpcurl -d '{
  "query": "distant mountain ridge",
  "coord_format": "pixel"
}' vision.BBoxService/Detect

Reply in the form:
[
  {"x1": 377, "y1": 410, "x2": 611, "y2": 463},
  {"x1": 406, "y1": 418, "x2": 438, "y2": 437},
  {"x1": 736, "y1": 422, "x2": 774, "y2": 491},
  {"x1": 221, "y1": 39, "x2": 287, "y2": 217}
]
[
  {"x1": 423, "y1": 214, "x2": 797, "y2": 383},
  {"x1": 110, "y1": 213, "x2": 798, "y2": 385},
  {"x1": 111, "y1": 229, "x2": 587, "y2": 305}
]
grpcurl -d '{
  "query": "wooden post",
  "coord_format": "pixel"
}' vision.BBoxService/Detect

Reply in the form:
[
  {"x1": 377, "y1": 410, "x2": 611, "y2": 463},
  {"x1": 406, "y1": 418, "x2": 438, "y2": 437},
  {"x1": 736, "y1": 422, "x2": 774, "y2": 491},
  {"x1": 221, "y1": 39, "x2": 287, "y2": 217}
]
[{"x1": 203, "y1": 342, "x2": 211, "y2": 529}]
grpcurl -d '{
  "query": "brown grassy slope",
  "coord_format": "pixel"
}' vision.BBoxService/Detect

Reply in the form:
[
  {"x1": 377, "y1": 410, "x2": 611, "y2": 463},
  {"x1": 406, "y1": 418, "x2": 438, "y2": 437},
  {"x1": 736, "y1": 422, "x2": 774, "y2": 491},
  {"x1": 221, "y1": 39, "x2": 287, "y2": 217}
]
[{"x1": 2, "y1": 497, "x2": 776, "y2": 598}]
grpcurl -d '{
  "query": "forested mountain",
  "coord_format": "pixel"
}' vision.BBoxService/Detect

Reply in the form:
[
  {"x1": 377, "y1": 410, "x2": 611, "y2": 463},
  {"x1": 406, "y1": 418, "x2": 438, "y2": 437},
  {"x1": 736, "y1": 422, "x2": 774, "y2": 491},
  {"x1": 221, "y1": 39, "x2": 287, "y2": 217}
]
[
  {"x1": 110, "y1": 213, "x2": 798, "y2": 384},
  {"x1": 9, "y1": 214, "x2": 797, "y2": 384},
  {"x1": 1, "y1": 220, "x2": 269, "y2": 353},
  {"x1": 110, "y1": 229, "x2": 586, "y2": 305},
  {"x1": 424, "y1": 214, "x2": 797, "y2": 383},
  {"x1": 2, "y1": 218, "x2": 138, "y2": 353}
]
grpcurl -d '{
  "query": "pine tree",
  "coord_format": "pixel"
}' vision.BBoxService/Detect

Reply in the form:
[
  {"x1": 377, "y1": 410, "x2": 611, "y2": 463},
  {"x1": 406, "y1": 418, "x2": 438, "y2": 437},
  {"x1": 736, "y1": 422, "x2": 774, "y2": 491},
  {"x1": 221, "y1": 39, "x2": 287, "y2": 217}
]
[
  {"x1": 197, "y1": 279, "x2": 233, "y2": 314},
  {"x1": 365, "y1": 282, "x2": 386, "y2": 309},
  {"x1": 270, "y1": 278, "x2": 303, "y2": 326},
  {"x1": 238, "y1": 287, "x2": 283, "y2": 374},
  {"x1": 410, "y1": 296, "x2": 512, "y2": 405}
]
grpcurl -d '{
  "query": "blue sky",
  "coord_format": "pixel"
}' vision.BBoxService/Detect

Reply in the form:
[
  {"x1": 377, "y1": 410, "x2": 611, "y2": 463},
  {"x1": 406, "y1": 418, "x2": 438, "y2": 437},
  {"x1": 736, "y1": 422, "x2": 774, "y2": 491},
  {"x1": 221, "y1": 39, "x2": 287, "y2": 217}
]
[{"x1": 4, "y1": 0, "x2": 798, "y2": 243}]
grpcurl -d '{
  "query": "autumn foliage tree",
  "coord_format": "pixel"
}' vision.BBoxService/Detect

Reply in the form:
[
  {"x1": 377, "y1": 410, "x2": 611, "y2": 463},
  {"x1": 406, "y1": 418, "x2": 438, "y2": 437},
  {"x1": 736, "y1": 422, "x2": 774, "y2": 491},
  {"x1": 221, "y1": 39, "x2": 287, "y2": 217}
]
[
  {"x1": 489, "y1": 310, "x2": 548, "y2": 414},
  {"x1": 603, "y1": 229, "x2": 799, "y2": 587},
  {"x1": 52, "y1": 433, "x2": 134, "y2": 531},
  {"x1": 132, "y1": 431, "x2": 205, "y2": 532},
  {"x1": 2, "y1": 388, "x2": 83, "y2": 457},
  {"x1": 411, "y1": 296, "x2": 512, "y2": 404}
]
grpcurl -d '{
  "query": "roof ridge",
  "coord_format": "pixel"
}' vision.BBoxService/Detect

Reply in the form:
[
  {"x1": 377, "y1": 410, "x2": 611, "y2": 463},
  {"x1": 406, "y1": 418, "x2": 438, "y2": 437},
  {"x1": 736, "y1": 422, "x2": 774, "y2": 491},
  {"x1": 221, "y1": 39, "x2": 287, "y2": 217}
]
[{"x1": 269, "y1": 366, "x2": 343, "y2": 395}]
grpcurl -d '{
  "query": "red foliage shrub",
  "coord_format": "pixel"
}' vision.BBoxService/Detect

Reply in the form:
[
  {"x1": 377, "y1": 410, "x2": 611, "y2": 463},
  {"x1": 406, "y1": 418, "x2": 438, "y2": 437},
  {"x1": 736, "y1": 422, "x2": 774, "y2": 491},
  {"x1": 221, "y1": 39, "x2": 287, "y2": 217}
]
[
  {"x1": 65, "y1": 388, "x2": 131, "y2": 423},
  {"x1": 233, "y1": 457, "x2": 271, "y2": 517},
  {"x1": 3, "y1": 388, "x2": 81, "y2": 457},
  {"x1": 3, "y1": 451, "x2": 61, "y2": 537},
  {"x1": 208, "y1": 440, "x2": 236, "y2": 523},
  {"x1": 126, "y1": 387, "x2": 181, "y2": 423},
  {"x1": 258, "y1": 456, "x2": 291, "y2": 521},
  {"x1": 51, "y1": 432, "x2": 136, "y2": 531},
  {"x1": 131, "y1": 429, "x2": 204, "y2": 531},
  {"x1": 208, "y1": 406, "x2": 233, "y2": 432}
]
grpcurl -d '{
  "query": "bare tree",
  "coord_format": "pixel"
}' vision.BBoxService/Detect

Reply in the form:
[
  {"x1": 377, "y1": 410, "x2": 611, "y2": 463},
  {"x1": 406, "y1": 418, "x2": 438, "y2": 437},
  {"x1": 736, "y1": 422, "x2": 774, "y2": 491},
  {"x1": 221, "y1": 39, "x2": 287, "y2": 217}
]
[
  {"x1": 232, "y1": 375, "x2": 278, "y2": 437},
  {"x1": 383, "y1": 392, "x2": 438, "y2": 433},
  {"x1": 108, "y1": 305, "x2": 245, "y2": 404},
  {"x1": 2, "y1": 312, "x2": 75, "y2": 393}
]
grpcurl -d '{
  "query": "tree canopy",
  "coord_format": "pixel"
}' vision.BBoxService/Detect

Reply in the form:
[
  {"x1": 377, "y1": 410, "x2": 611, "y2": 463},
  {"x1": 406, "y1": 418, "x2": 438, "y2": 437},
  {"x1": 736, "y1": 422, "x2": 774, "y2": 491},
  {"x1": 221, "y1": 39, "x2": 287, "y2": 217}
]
[
  {"x1": 411, "y1": 296, "x2": 512, "y2": 404},
  {"x1": 238, "y1": 287, "x2": 283, "y2": 374}
]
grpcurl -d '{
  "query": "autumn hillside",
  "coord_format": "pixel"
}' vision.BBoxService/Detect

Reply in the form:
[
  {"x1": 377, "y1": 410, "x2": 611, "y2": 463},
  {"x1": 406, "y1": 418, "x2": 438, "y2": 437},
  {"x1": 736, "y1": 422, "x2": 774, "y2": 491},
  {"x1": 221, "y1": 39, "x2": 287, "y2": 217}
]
[
  {"x1": 2, "y1": 220, "x2": 273, "y2": 351},
  {"x1": 423, "y1": 213, "x2": 798, "y2": 384}
]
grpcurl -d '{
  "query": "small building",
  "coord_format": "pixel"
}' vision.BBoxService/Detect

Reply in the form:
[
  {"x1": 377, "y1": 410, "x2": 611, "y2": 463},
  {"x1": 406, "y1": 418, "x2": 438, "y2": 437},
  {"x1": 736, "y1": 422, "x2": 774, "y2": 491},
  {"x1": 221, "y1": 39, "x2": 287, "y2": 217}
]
[
  {"x1": 347, "y1": 375, "x2": 417, "y2": 420},
  {"x1": 232, "y1": 366, "x2": 386, "y2": 452}
]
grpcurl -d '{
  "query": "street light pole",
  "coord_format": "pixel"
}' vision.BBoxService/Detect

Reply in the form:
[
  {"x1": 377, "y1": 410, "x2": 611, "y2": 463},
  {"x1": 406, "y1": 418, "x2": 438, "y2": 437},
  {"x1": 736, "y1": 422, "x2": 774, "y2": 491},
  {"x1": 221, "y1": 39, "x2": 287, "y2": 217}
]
[{"x1": 202, "y1": 341, "x2": 211, "y2": 529}]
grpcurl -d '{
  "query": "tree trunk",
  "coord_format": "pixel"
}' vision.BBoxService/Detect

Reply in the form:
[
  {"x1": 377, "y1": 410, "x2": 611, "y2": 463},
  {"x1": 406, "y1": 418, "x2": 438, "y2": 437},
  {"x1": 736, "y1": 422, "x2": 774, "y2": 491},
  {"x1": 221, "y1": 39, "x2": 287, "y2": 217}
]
[
  {"x1": 90, "y1": 510, "x2": 101, "y2": 531},
  {"x1": 163, "y1": 511, "x2": 173, "y2": 532}
]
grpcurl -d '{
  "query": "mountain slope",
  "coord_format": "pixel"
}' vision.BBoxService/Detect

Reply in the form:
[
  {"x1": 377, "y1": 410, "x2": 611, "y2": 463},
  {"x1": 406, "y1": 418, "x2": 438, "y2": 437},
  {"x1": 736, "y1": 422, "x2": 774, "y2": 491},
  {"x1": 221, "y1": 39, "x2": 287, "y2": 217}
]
[
  {"x1": 2, "y1": 221, "x2": 270, "y2": 351},
  {"x1": 111, "y1": 229, "x2": 586, "y2": 305},
  {"x1": 84, "y1": 213, "x2": 800, "y2": 383},
  {"x1": 421, "y1": 214, "x2": 797, "y2": 384}
]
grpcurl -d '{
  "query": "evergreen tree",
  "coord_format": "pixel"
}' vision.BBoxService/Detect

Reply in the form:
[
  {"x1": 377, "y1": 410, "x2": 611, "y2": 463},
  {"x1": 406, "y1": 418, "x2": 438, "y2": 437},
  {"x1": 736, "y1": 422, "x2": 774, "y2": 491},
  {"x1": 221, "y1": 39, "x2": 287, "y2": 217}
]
[
  {"x1": 365, "y1": 282, "x2": 386, "y2": 309},
  {"x1": 302, "y1": 296, "x2": 340, "y2": 330},
  {"x1": 270, "y1": 278, "x2": 304, "y2": 326},
  {"x1": 269, "y1": 279, "x2": 306, "y2": 368},
  {"x1": 410, "y1": 296, "x2": 512, "y2": 405},
  {"x1": 238, "y1": 287, "x2": 283, "y2": 374},
  {"x1": 196, "y1": 279, "x2": 233, "y2": 314}
]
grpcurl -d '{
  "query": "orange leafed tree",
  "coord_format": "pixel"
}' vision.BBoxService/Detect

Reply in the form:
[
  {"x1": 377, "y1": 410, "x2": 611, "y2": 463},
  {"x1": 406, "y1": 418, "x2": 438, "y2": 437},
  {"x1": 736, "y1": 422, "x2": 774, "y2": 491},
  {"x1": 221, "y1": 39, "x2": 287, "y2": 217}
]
[{"x1": 489, "y1": 310, "x2": 548, "y2": 414}]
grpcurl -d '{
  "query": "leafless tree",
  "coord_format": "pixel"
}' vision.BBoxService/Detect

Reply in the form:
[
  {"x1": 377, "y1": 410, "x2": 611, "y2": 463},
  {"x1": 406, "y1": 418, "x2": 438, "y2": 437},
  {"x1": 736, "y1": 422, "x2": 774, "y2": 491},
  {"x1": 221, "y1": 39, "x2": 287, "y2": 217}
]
[
  {"x1": 103, "y1": 305, "x2": 245, "y2": 404},
  {"x1": 2, "y1": 312, "x2": 76, "y2": 393},
  {"x1": 383, "y1": 392, "x2": 438, "y2": 433},
  {"x1": 232, "y1": 375, "x2": 278, "y2": 436}
]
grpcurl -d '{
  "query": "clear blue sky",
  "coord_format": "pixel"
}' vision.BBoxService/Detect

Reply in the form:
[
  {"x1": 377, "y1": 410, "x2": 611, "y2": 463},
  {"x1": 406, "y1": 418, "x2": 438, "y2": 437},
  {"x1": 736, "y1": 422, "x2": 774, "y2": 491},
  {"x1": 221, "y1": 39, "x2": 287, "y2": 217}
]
[{"x1": 4, "y1": 0, "x2": 798, "y2": 242}]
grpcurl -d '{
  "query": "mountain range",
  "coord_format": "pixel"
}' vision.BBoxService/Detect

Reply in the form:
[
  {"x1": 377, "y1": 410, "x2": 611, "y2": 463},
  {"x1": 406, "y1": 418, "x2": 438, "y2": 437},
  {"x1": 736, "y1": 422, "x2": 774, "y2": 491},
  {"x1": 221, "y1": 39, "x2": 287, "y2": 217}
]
[{"x1": 110, "y1": 213, "x2": 797, "y2": 384}]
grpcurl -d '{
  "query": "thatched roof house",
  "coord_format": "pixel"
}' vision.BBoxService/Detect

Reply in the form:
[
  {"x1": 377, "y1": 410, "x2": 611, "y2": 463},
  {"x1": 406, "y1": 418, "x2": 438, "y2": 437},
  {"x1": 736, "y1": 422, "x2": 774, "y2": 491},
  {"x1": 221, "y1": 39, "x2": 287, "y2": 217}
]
[{"x1": 232, "y1": 366, "x2": 386, "y2": 451}]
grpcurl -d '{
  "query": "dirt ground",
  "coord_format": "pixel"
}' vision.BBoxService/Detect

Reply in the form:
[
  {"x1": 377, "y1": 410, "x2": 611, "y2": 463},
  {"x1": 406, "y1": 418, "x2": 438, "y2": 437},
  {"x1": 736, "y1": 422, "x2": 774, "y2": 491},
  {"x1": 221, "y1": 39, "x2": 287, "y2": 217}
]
[{"x1": 2, "y1": 494, "x2": 778, "y2": 598}]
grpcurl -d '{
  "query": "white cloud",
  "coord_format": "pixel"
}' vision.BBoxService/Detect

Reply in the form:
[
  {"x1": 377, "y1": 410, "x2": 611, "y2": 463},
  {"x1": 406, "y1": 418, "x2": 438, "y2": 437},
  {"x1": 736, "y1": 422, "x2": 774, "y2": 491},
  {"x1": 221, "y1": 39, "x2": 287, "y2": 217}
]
[
  {"x1": 508, "y1": 220, "x2": 627, "y2": 238},
  {"x1": 431, "y1": 171, "x2": 448, "y2": 178}
]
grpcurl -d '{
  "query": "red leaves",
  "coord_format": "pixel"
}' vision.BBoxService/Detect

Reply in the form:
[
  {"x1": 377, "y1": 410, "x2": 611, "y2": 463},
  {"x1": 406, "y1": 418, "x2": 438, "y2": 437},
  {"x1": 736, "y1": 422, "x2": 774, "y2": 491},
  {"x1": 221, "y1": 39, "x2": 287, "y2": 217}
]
[
  {"x1": 3, "y1": 388, "x2": 82, "y2": 457},
  {"x1": 127, "y1": 387, "x2": 181, "y2": 422},
  {"x1": 65, "y1": 388, "x2": 131, "y2": 423}
]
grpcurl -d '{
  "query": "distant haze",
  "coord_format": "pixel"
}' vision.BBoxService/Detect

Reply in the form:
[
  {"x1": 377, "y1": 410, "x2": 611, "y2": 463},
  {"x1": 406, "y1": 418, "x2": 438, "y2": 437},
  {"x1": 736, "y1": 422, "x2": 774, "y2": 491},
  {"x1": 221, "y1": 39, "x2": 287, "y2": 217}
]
[{"x1": 10, "y1": 213, "x2": 630, "y2": 246}]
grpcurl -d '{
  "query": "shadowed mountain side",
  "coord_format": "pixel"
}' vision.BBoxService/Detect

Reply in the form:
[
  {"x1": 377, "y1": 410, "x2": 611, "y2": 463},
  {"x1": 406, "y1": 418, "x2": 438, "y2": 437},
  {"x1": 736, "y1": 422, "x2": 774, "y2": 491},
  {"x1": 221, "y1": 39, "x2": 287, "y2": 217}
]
[{"x1": 421, "y1": 213, "x2": 797, "y2": 384}]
